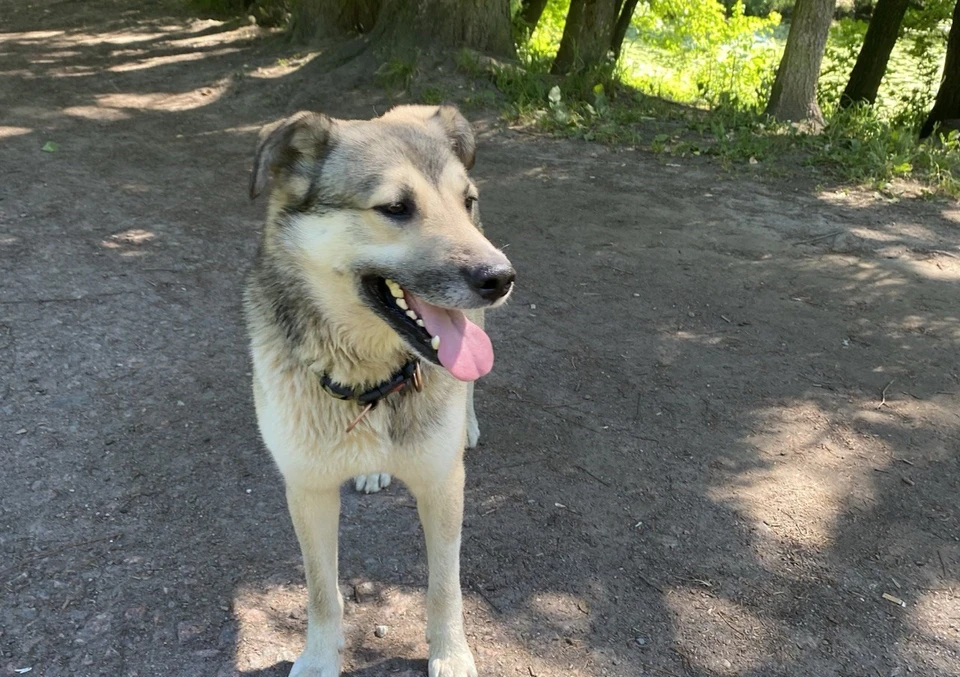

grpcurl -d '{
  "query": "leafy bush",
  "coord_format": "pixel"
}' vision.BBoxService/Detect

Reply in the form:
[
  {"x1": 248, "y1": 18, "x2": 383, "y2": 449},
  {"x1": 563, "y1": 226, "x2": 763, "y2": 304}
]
[
  {"x1": 465, "y1": 0, "x2": 960, "y2": 197},
  {"x1": 625, "y1": 0, "x2": 783, "y2": 111}
]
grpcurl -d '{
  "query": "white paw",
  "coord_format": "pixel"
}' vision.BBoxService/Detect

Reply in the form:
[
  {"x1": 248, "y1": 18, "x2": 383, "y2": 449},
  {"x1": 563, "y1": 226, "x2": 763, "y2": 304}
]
[
  {"x1": 429, "y1": 647, "x2": 478, "y2": 677},
  {"x1": 353, "y1": 472, "x2": 391, "y2": 494},
  {"x1": 465, "y1": 420, "x2": 480, "y2": 449},
  {"x1": 288, "y1": 652, "x2": 339, "y2": 677}
]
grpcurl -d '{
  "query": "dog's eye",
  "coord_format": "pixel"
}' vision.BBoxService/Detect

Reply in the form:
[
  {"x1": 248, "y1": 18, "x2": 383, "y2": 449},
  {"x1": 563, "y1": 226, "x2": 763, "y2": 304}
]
[
  {"x1": 464, "y1": 196, "x2": 477, "y2": 212},
  {"x1": 376, "y1": 201, "x2": 412, "y2": 220}
]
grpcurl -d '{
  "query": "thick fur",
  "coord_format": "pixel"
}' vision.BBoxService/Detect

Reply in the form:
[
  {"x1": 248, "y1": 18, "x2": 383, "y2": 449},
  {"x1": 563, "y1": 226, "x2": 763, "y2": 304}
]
[{"x1": 244, "y1": 105, "x2": 512, "y2": 677}]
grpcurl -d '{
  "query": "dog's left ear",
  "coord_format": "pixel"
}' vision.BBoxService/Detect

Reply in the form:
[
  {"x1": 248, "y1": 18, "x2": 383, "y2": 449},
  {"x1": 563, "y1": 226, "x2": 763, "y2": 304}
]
[
  {"x1": 428, "y1": 105, "x2": 476, "y2": 170},
  {"x1": 249, "y1": 111, "x2": 335, "y2": 200}
]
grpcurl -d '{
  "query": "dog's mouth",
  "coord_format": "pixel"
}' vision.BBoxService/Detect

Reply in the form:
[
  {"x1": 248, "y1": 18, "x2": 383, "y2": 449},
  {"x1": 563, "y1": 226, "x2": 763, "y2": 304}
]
[{"x1": 361, "y1": 276, "x2": 494, "y2": 382}]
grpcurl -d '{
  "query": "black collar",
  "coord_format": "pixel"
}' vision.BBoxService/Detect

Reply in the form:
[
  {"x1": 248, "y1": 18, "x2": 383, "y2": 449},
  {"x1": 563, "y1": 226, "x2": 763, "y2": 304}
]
[{"x1": 318, "y1": 358, "x2": 423, "y2": 431}]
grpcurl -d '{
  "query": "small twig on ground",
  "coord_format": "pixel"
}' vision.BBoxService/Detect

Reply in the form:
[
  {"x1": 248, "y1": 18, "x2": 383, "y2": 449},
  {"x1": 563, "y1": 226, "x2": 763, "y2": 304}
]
[
  {"x1": 469, "y1": 581, "x2": 502, "y2": 615},
  {"x1": 1, "y1": 532, "x2": 121, "y2": 580},
  {"x1": 637, "y1": 573, "x2": 664, "y2": 594},
  {"x1": 877, "y1": 379, "x2": 895, "y2": 409},
  {"x1": 648, "y1": 666, "x2": 683, "y2": 677},
  {"x1": 573, "y1": 464, "x2": 611, "y2": 487},
  {"x1": 719, "y1": 314, "x2": 731, "y2": 324},
  {"x1": 939, "y1": 550, "x2": 948, "y2": 579},
  {"x1": 715, "y1": 609, "x2": 747, "y2": 638},
  {"x1": 0, "y1": 291, "x2": 136, "y2": 305},
  {"x1": 794, "y1": 230, "x2": 844, "y2": 246}
]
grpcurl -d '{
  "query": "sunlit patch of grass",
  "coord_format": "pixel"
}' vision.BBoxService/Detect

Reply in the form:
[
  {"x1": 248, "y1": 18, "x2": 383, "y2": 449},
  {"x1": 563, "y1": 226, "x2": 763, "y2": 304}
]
[{"x1": 467, "y1": 3, "x2": 958, "y2": 198}]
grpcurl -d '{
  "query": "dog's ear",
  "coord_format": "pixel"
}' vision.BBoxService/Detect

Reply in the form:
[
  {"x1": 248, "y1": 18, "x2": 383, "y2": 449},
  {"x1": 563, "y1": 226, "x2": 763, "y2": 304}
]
[
  {"x1": 249, "y1": 111, "x2": 334, "y2": 200},
  {"x1": 428, "y1": 105, "x2": 476, "y2": 170}
]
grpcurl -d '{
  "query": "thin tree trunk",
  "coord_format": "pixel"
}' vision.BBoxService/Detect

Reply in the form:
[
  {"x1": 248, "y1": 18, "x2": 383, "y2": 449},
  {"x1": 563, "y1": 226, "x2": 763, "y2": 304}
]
[
  {"x1": 611, "y1": 0, "x2": 640, "y2": 59},
  {"x1": 839, "y1": 0, "x2": 909, "y2": 108},
  {"x1": 519, "y1": 0, "x2": 549, "y2": 33},
  {"x1": 551, "y1": 0, "x2": 618, "y2": 75},
  {"x1": 290, "y1": 0, "x2": 382, "y2": 39},
  {"x1": 368, "y1": 0, "x2": 515, "y2": 56},
  {"x1": 920, "y1": 0, "x2": 960, "y2": 138},
  {"x1": 764, "y1": 0, "x2": 837, "y2": 126}
]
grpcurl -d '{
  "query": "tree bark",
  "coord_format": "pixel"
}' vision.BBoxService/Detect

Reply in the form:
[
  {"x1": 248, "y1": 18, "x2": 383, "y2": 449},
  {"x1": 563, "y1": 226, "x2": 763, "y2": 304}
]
[
  {"x1": 839, "y1": 0, "x2": 909, "y2": 108},
  {"x1": 368, "y1": 0, "x2": 515, "y2": 56},
  {"x1": 610, "y1": 0, "x2": 640, "y2": 59},
  {"x1": 519, "y1": 0, "x2": 549, "y2": 33},
  {"x1": 551, "y1": 0, "x2": 618, "y2": 75},
  {"x1": 290, "y1": 0, "x2": 382, "y2": 39},
  {"x1": 764, "y1": 0, "x2": 838, "y2": 125},
  {"x1": 920, "y1": 0, "x2": 960, "y2": 138}
]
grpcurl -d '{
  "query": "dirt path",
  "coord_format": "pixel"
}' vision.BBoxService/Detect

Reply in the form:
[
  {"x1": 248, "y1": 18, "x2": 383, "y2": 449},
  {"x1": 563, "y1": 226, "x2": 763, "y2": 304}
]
[{"x1": 2, "y1": 2, "x2": 959, "y2": 676}]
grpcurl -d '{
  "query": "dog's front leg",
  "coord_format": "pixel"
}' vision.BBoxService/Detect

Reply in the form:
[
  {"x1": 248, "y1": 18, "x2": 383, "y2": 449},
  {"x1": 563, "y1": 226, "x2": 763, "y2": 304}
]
[
  {"x1": 286, "y1": 484, "x2": 343, "y2": 677},
  {"x1": 408, "y1": 455, "x2": 478, "y2": 677},
  {"x1": 464, "y1": 381, "x2": 480, "y2": 449}
]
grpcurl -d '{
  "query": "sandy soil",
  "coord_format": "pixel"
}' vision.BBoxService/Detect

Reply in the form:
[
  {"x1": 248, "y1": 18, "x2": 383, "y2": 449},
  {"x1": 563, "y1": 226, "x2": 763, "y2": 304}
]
[{"x1": 1, "y1": 2, "x2": 958, "y2": 676}]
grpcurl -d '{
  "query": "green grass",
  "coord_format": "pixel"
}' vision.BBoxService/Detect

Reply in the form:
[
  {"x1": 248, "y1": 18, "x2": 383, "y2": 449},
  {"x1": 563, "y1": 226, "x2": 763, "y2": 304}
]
[{"x1": 457, "y1": 1, "x2": 959, "y2": 198}]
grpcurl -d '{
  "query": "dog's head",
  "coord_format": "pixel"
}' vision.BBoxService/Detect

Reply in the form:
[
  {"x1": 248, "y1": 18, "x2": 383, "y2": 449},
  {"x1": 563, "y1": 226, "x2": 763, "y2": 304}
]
[{"x1": 250, "y1": 105, "x2": 515, "y2": 382}]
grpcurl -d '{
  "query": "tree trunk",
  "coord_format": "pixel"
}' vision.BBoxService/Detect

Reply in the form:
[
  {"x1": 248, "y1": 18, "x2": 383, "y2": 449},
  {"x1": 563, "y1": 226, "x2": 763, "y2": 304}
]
[
  {"x1": 551, "y1": 0, "x2": 618, "y2": 75},
  {"x1": 519, "y1": 0, "x2": 549, "y2": 33},
  {"x1": 839, "y1": 0, "x2": 909, "y2": 108},
  {"x1": 610, "y1": 0, "x2": 640, "y2": 59},
  {"x1": 290, "y1": 0, "x2": 382, "y2": 39},
  {"x1": 920, "y1": 0, "x2": 960, "y2": 138},
  {"x1": 764, "y1": 0, "x2": 837, "y2": 126},
  {"x1": 368, "y1": 0, "x2": 515, "y2": 56}
]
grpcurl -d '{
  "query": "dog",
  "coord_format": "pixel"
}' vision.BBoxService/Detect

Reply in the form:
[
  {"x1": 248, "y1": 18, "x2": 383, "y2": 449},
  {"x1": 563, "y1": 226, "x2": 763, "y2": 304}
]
[{"x1": 244, "y1": 105, "x2": 515, "y2": 677}]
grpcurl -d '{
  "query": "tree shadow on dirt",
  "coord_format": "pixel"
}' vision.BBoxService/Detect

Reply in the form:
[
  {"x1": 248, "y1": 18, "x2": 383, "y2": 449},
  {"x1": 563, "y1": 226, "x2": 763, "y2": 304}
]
[{"x1": 2, "y1": 3, "x2": 958, "y2": 677}]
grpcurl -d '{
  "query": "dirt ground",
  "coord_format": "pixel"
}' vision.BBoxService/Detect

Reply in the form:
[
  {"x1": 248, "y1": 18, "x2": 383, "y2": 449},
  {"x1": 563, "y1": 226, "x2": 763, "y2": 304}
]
[{"x1": 2, "y1": 2, "x2": 959, "y2": 676}]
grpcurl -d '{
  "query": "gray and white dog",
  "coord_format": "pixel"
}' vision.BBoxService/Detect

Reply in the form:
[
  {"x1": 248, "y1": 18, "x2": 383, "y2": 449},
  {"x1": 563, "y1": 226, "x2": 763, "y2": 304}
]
[{"x1": 244, "y1": 105, "x2": 515, "y2": 677}]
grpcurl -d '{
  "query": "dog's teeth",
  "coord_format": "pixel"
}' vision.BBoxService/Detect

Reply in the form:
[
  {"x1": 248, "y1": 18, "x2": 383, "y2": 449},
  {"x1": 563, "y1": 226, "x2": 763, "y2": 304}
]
[
  {"x1": 406, "y1": 310, "x2": 418, "y2": 320},
  {"x1": 416, "y1": 319, "x2": 425, "y2": 327},
  {"x1": 385, "y1": 279, "x2": 404, "y2": 298},
  {"x1": 396, "y1": 298, "x2": 408, "y2": 310},
  {"x1": 430, "y1": 335, "x2": 440, "y2": 350}
]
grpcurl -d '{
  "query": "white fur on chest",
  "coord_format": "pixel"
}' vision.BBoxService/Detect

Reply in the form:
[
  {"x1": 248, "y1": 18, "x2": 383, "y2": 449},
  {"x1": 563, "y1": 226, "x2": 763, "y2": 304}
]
[{"x1": 252, "y1": 352, "x2": 467, "y2": 491}]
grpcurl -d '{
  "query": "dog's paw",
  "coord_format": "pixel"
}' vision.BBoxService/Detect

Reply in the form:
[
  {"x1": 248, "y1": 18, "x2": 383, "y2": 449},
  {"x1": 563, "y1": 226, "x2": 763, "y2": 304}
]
[
  {"x1": 429, "y1": 647, "x2": 478, "y2": 677},
  {"x1": 465, "y1": 420, "x2": 480, "y2": 449},
  {"x1": 353, "y1": 473, "x2": 391, "y2": 494},
  {"x1": 288, "y1": 653, "x2": 339, "y2": 677}
]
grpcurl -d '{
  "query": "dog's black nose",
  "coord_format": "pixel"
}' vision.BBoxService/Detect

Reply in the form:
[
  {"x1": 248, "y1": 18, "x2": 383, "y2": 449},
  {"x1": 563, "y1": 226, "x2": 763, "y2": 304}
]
[{"x1": 465, "y1": 264, "x2": 516, "y2": 301}]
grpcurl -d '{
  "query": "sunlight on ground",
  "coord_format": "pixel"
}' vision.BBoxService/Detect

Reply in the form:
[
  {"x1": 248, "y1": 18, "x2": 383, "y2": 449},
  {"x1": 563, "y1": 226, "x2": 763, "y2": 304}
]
[
  {"x1": 96, "y1": 82, "x2": 228, "y2": 112},
  {"x1": 232, "y1": 585, "x2": 304, "y2": 670},
  {"x1": 249, "y1": 52, "x2": 321, "y2": 80},
  {"x1": 666, "y1": 589, "x2": 779, "y2": 674},
  {"x1": 907, "y1": 592, "x2": 960, "y2": 663},
  {"x1": 101, "y1": 229, "x2": 156, "y2": 258},
  {"x1": 108, "y1": 47, "x2": 242, "y2": 73},
  {"x1": 710, "y1": 400, "x2": 886, "y2": 548},
  {"x1": 0, "y1": 125, "x2": 32, "y2": 138},
  {"x1": 61, "y1": 105, "x2": 130, "y2": 121},
  {"x1": 899, "y1": 257, "x2": 960, "y2": 282}
]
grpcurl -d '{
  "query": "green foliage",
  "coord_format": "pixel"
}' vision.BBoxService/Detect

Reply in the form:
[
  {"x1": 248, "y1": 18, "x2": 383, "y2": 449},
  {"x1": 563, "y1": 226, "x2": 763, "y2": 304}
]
[
  {"x1": 463, "y1": 0, "x2": 959, "y2": 197},
  {"x1": 376, "y1": 55, "x2": 419, "y2": 94},
  {"x1": 818, "y1": 18, "x2": 866, "y2": 110},
  {"x1": 624, "y1": 1, "x2": 783, "y2": 111}
]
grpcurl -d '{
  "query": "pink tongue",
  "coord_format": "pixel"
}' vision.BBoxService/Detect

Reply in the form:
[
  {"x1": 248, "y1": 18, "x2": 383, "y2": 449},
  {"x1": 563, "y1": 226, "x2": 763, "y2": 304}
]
[{"x1": 407, "y1": 296, "x2": 494, "y2": 381}]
